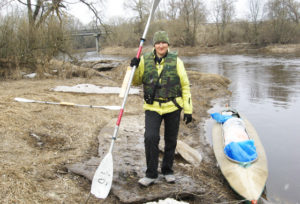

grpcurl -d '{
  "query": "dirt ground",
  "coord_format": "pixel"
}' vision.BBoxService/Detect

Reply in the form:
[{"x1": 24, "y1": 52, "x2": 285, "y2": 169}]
[{"x1": 0, "y1": 55, "x2": 242, "y2": 203}]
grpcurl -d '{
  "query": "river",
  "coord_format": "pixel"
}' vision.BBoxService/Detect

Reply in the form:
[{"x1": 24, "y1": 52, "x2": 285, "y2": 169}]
[
  {"x1": 182, "y1": 54, "x2": 300, "y2": 204},
  {"x1": 83, "y1": 51, "x2": 300, "y2": 204}
]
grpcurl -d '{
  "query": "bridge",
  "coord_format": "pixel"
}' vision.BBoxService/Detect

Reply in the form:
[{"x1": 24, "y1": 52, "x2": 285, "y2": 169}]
[{"x1": 71, "y1": 29, "x2": 107, "y2": 52}]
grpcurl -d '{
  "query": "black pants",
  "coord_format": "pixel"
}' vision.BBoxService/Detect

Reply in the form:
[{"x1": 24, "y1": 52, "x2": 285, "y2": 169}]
[{"x1": 144, "y1": 109, "x2": 181, "y2": 178}]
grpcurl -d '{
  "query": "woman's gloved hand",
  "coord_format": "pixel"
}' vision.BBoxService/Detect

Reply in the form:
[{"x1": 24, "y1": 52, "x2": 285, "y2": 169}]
[
  {"x1": 183, "y1": 114, "x2": 192, "y2": 124},
  {"x1": 130, "y1": 57, "x2": 140, "y2": 67}
]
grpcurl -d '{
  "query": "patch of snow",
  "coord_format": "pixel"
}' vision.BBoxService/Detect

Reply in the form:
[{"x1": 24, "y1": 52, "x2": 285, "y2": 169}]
[
  {"x1": 145, "y1": 198, "x2": 189, "y2": 204},
  {"x1": 51, "y1": 84, "x2": 140, "y2": 94},
  {"x1": 24, "y1": 73, "x2": 37, "y2": 78}
]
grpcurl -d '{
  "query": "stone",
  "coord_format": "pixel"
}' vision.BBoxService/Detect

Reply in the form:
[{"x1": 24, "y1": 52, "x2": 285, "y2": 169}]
[
  {"x1": 176, "y1": 140, "x2": 203, "y2": 166},
  {"x1": 67, "y1": 114, "x2": 206, "y2": 203}
]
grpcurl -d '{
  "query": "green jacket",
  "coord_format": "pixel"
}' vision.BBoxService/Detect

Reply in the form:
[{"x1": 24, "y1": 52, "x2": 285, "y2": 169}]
[
  {"x1": 142, "y1": 51, "x2": 182, "y2": 99},
  {"x1": 132, "y1": 50, "x2": 192, "y2": 115}
]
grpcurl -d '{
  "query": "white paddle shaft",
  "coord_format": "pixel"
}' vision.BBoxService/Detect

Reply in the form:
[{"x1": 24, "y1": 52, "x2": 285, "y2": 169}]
[
  {"x1": 14, "y1": 97, "x2": 120, "y2": 110},
  {"x1": 90, "y1": 0, "x2": 161, "y2": 199}
]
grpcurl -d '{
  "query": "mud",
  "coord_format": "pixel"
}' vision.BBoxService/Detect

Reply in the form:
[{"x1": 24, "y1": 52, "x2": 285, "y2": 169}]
[{"x1": 0, "y1": 59, "x2": 244, "y2": 203}]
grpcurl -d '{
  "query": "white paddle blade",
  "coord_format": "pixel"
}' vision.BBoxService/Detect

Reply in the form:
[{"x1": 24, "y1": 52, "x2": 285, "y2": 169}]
[
  {"x1": 142, "y1": 0, "x2": 161, "y2": 39},
  {"x1": 91, "y1": 153, "x2": 113, "y2": 199},
  {"x1": 152, "y1": 0, "x2": 161, "y2": 15},
  {"x1": 101, "y1": 106, "x2": 121, "y2": 110},
  {"x1": 14, "y1": 97, "x2": 35, "y2": 103}
]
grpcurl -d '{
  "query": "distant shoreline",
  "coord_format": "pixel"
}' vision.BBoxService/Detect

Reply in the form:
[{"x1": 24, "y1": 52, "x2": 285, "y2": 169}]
[{"x1": 99, "y1": 43, "x2": 300, "y2": 57}]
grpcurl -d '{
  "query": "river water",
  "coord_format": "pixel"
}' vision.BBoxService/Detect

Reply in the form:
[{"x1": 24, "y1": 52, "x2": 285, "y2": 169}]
[
  {"x1": 84, "y1": 51, "x2": 300, "y2": 203},
  {"x1": 181, "y1": 54, "x2": 300, "y2": 204}
]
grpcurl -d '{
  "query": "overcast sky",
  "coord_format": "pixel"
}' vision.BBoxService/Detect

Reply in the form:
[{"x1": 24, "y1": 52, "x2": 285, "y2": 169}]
[{"x1": 68, "y1": 0, "x2": 254, "y2": 25}]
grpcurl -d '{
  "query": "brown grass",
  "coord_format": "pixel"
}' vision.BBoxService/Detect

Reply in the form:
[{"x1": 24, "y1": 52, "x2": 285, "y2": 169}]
[{"x1": 0, "y1": 59, "x2": 233, "y2": 203}]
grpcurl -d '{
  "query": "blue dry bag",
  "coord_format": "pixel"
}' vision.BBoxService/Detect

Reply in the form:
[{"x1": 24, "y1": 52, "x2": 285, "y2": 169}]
[
  {"x1": 224, "y1": 140, "x2": 257, "y2": 163},
  {"x1": 211, "y1": 112, "x2": 232, "y2": 123}
]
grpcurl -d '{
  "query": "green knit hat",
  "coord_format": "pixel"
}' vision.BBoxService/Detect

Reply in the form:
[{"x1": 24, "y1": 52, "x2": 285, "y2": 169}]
[{"x1": 153, "y1": 31, "x2": 169, "y2": 45}]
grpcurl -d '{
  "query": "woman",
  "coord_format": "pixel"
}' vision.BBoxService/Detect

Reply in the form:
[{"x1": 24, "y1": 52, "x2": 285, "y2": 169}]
[{"x1": 130, "y1": 31, "x2": 193, "y2": 186}]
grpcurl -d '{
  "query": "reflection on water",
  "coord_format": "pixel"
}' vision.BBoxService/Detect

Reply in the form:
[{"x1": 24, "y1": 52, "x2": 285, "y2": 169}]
[
  {"x1": 183, "y1": 55, "x2": 300, "y2": 108},
  {"x1": 182, "y1": 54, "x2": 300, "y2": 204}
]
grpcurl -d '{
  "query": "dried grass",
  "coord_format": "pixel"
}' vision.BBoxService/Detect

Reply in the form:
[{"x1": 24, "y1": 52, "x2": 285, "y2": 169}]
[
  {"x1": 0, "y1": 62, "x2": 232, "y2": 203},
  {"x1": 0, "y1": 76, "x2": 132, "y2": 203}
]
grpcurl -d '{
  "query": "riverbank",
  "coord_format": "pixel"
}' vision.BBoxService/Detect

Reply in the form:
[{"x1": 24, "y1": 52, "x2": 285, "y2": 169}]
[
  {"x1": 0, "y1": 57, "x2": 242, "y2": 203},
  {"x1": 5, "y1": 42, "x2": 297, "y2": 203},
  {"x1": 100, "y1": 43, "x2": 300, "y2": 57}
]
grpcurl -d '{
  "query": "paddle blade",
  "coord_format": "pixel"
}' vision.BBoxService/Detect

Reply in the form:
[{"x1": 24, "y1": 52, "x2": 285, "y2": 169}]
[
  {"x1": 100, "y1": 106, "x2": 121, "y2": 110},
  {"x1": 151, "y1": 0, "x2": 161, "y2": 15},
  {"x1": 91, "y1": 153, "x2": 113, "y2": 199},
  {"x1": 14, "y1": 97, "x2": 35, "y2": 103},
  {"x1": 141, "y1": 0, "x2": 161, "y2": 40}
]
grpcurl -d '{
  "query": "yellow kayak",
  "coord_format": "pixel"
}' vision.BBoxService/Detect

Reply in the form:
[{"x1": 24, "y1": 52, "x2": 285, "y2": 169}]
[{"x1": 212, "y1": 112, "x2": 268, "y2": 203}]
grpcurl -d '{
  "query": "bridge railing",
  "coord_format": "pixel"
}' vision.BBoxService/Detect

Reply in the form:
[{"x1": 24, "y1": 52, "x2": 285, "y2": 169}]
[{"x1": 70, "y1": 29, "x2": 107, "y2": 52}]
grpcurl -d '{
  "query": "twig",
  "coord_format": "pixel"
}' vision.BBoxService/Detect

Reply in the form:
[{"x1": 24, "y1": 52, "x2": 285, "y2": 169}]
[{"x1": 83, "y1": 192, "x2": 91, "y2": 204}]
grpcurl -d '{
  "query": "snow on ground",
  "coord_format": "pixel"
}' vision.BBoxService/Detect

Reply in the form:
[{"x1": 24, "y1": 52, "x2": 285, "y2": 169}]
[
  {"x1": 145, "y1": 198, "x2": 189, "y2": 204},
  {"x1": 24, "y1": 73, "x2": 37, "y2": 78}
]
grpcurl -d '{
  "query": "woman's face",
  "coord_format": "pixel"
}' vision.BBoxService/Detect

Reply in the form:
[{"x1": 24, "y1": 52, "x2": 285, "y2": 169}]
[{"x1": 154, "y1": 42, "x2": 168, "y2": 58}]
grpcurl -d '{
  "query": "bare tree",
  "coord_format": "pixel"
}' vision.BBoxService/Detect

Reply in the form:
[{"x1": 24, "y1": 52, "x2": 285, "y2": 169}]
[
  {"x1": 249, "y1": 0, "x2": 262, "y2": 23},
  {"x1": 286, "y1": 0, "x2": 300, "y2": 23},
  {"x1": 212, "y1": 0, "x2": 235, "y2": 44},
  {"x1": 248, "y1": 0, "x2": 263, "y2": 44},
  {"x1": 178, "y1": 0, "x2": 206, "y2": 46},
  {"x1": 17, "y1": 0, "x2": 65, "y2": 28},
  {"x1": 0, "y1": 0, "x2": 107, "y2": 70},
  {"x1": 14, "y1": 1, "x2": 106, "y2": 52},
  {"x1": 265, "y1": 0, "x2": 299, "y2": 43},
  {"x1": 123, "y1": 0, "x2": 151, "y2": 35},
  {"x1": 14, "y1": 0, "x2": 105, "y2": 28},
  {"x1": 0, "y1": 0, "x2": 14, "y2": 9},
  {"x1": 167, "y1": 0, "x2": 180, "y2": 20},
  {"x1": 265, "y1": 0, "x2": 300, "y2": 23},
  {"x1": 123, "y1": 0, "x2": 151, "y2": 22},
  {"x1": 79, "y1": 0, "x2": 105, "y2": 24}
]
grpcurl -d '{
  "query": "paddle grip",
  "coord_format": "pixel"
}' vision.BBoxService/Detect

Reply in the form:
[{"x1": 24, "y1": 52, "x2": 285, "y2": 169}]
[
  {"x1": 136, "y1": 39, "x2": 145, "y2": 59},
  {"x1": 116, "y1": 108, "x2": 124, "y2": 126}
]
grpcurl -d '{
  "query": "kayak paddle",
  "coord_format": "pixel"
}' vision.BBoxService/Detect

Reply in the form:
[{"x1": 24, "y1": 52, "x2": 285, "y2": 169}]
[
  {"x1": 14, "y1": 97, "x2": 121, "y2": 110},
  {"x1": 90, "y1": 0, "x2": 161, "y2": 199}
]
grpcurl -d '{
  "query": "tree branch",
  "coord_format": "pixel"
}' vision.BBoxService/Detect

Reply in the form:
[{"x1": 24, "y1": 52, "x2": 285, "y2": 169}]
[
  {"x1": 16, "y1": 0, "x2": 27, "y2": 6},
  {"x1": 79, "y1": 0, "x2": 104, "y2": 26},
  {"x1": 33, "y1": 0, "x2": 42, "y2": 21}
]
